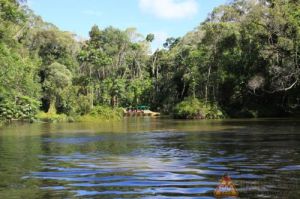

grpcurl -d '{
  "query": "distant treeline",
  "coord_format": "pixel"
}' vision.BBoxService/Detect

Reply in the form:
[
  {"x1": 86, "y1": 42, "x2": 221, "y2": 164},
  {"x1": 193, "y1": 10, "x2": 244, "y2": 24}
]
[{"x1": 1, "y1": 0, "x2": 300, "y2": 122}]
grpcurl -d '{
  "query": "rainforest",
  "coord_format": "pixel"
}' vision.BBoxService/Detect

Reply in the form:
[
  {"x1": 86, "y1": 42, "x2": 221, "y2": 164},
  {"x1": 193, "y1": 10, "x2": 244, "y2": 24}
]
[{"x1": 1, "y1": 0, "x2": 300, "y2": 123}]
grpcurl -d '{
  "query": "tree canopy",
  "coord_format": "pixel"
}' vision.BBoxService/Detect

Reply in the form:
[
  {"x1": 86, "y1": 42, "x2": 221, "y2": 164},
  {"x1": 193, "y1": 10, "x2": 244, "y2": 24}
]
[{"x1": 1, "y1": 0, "x2": 300, "y2": 122}]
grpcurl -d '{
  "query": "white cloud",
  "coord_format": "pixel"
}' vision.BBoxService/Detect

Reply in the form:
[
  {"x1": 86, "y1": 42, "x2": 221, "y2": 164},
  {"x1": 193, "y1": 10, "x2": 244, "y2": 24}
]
[
  {"x1": 139, "y1": 0, "x2": 198, "y2": 20},
  {"x1": 81, "y1": 10, "x2": 102, "y2": 17},
  {"x1": 154, "y1": 31, "x2": 169, "y2": 45},
  {"x1": 26, "y1": 0, "x2": 35, "y2": 7},
  {"x1": 152, "y1": 31, "x2": 169, "y2": 51}
]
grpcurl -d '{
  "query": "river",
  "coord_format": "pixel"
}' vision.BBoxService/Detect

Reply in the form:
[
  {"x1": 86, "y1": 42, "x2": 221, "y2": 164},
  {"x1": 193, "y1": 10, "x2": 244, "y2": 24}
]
[{"x1": 0, "y1": 118, "x2": 299, "y2": 198}]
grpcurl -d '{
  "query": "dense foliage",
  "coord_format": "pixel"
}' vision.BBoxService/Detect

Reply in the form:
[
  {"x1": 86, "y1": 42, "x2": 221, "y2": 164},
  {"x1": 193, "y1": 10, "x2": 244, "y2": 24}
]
[
  {"x1": 150, "y1": 0, "x2": 300, "y2": 117},
  {"x1": 173, "y1": 98, "x2": 224, "y2": 119},
  {"x1": 78, "y1": 106, "x2": 124, "y2": 122},
  {"x1": 1, "y1": 0, "x2": 300, "y2": 123}
]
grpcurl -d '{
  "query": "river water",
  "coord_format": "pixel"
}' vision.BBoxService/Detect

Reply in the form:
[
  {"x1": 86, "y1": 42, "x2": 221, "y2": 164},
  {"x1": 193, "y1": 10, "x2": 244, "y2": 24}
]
[{"x1": 0, "y1": 118, "x2": 299, "y2": 198}]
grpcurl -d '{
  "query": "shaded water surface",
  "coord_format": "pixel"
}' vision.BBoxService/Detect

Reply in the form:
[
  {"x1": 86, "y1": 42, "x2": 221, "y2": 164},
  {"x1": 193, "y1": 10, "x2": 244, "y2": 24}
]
[{"x1": 0, "y1": 118, "x2": 299, "y2": 198}]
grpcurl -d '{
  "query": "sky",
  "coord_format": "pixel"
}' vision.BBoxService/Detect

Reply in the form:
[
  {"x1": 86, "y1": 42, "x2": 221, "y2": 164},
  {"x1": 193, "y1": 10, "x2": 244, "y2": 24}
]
[{"x1": 27, "y1": 0, "x2": 228, "y2": 50}]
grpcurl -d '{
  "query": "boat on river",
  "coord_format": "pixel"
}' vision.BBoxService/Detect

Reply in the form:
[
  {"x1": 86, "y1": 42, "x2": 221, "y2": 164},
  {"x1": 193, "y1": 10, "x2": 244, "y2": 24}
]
[{"x1": 123, "y1": 105, "x2": 160, "y2": 117}]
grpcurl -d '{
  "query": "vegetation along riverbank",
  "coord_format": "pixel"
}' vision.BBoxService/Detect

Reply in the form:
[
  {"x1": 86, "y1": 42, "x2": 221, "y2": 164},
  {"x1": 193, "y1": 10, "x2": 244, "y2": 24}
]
[{"x1": 1, "y1": 0, "x2": 300, "y2": 124}]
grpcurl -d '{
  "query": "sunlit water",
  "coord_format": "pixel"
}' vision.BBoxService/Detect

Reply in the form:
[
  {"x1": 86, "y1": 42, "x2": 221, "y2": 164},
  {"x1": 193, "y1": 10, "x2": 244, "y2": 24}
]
[{"x1": 0, "y1": 118, "x2": 299, "y2": 198}]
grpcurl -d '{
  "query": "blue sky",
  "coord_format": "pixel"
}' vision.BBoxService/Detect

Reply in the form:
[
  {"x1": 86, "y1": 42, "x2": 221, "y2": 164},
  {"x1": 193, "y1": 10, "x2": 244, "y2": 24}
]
[{"x1": 28, "y1": 0, "x2": 228, "y2": 50}]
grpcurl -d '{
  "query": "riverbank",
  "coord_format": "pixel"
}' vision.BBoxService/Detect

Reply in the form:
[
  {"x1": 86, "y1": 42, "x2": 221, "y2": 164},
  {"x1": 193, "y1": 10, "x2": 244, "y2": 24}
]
[
  {"x1": 34, "y1": 106, "x2": 124, "y2": 123},
  {"x1": 1, "y1": 100, "x2": 299, "y2": 127}
]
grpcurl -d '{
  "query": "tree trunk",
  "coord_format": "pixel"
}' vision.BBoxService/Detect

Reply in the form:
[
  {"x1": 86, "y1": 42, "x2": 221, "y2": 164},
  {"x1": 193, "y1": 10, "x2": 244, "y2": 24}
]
[
  {"x1": 90, "y1": 85, "x2": 94, "y2": 109},
  {"x1": 152, "y1": 53, "x2": 158, "y2": 77},
  {"x1": 111, "y1": 95, "x2": 117, "y2": 108},
  {"x1": 89, "y1": 65, "x2": 94, "y2": 109},
  {"x1": 205, "y1": 65, "x2": 211, "y2": 104},
  {"x1": 47, "y1": 97, "x2": 56, "y2": 114}
]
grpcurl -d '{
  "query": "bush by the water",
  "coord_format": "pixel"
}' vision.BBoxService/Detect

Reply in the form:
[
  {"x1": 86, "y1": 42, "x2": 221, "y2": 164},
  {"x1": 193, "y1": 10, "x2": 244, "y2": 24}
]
[
  {"x1": 78, "y1": 106, "x2": 124, "y2": 121},
  {"x1": 173, "y1": 98, "x2": 224, "y2": 119},
  {"x1": 36, "y1": 106, "x2": 123, "y2": 123},
  {"x1": 35, "y1": 112, "x2": 69, "y2": 123},
  {"x1": 0, "y1": 96, "x2": 40, "y2": 122}
]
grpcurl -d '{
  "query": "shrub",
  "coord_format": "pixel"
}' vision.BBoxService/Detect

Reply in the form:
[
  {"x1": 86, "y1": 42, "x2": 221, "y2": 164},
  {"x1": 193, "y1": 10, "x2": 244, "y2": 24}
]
[
  {"x1": 0, "y1": 96, "x2": 40, "y2": 122},
  {"x1": 35, "y1": 111, "x2": 68, "y2": 123},
  {"x1": 76, "y1": 95, "x2": 93, "y2": 115},
  {"x1": 58, "y1": 87, "x2": 92, "y2": 116},
  {"x1": 173, "y1": 97, "x2": 225, "y2": 119},
  {"x1": 78, "y1": 105, "x2": 124, "y2": 121}
]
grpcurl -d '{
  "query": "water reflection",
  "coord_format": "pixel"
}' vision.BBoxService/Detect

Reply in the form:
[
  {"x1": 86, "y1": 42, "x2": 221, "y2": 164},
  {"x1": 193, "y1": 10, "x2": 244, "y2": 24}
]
[{"x1": 0, "y1": 118, "x2": 299, "y2": 198}]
